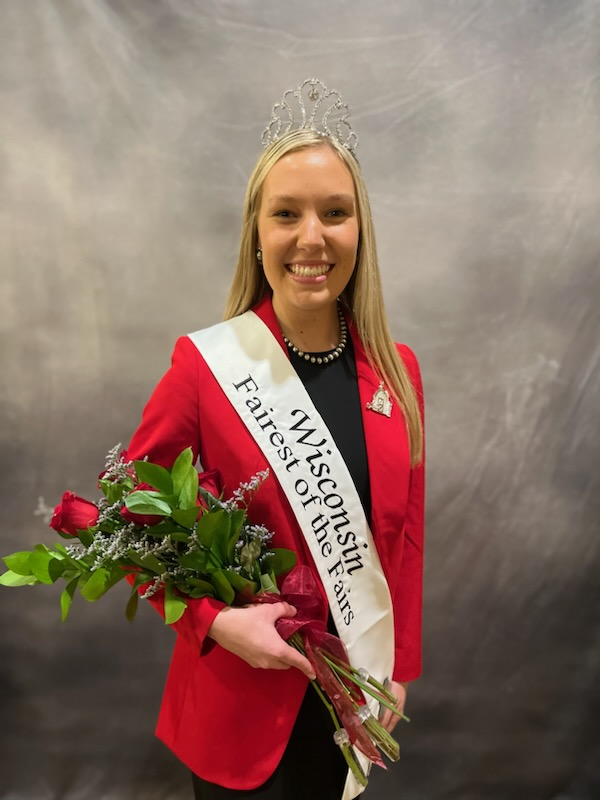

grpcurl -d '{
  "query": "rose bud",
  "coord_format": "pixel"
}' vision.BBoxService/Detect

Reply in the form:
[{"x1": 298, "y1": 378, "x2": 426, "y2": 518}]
[
  {"x1": 120, "y1": 483, "x2": 163, "y2": 527},
  {"x1": 50, "y1": 491, "x2": 99, "y2": 536},
  {"x1": 197, "y1": 469, "x2": 223, "y2": 513},
  {"x1": 198, "y1": 469, "x2": 222, "y2": 499}
]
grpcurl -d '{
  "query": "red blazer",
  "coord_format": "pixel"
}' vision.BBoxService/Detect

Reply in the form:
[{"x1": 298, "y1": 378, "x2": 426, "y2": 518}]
[{"x1": 127, "y1": 296, "x2": 425, "y2": 789}]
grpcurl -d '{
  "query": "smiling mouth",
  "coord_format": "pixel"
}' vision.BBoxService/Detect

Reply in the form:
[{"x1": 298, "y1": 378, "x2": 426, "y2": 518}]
[{"x1": 286, "y1": 263, "x2": 332, "y2": 277}]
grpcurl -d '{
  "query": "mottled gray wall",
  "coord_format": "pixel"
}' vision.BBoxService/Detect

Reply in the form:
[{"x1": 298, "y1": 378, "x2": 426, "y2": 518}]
[{"x1": 1, "y1": 1, "x2": 599, "y2": 798}]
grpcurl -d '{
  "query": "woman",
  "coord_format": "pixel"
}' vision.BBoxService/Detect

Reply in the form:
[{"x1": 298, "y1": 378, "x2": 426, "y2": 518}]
[{"x1": 127, "y1": 80, "x2": 424, "y2": 800}]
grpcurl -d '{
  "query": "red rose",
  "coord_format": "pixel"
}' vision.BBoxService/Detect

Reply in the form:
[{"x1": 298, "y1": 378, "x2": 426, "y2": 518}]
[
  {"x1": 197, "y1": 469, "x2": 223, "y2": 506},
  {"x1": 120, "y1": 483, "x2": 163, "y2": 527},
  {"x1": 198, "y1": 469, "x2": 221, "y2": 495},
  {"x1": 50, "y1": 491, "x2": 99, "y2": 536}
]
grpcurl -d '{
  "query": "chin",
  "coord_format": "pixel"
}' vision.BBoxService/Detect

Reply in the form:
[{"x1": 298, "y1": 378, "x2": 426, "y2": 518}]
[{"x1": 294, "y1": 294, "x2": 338, "y2": 312}]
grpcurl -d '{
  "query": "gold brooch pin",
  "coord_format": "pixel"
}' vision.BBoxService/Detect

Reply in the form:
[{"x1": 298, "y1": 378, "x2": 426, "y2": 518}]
[{"x1": 366, "y1": 382, "x2": 392, "y2": 417}]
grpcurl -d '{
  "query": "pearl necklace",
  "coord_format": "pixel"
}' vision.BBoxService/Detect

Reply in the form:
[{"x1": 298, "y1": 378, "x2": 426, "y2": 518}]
[{"x1": 282, "y1": 306, "x2": 348, "y2": 365}]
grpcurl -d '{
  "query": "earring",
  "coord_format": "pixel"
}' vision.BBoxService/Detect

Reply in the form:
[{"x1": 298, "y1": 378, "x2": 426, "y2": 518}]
[{"x1": 256, "y1": 247, "x2": 263, "y2": 263}]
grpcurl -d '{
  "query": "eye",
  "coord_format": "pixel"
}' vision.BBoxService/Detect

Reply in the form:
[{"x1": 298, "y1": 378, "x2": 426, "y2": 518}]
[
  {"x1": 327, "y1": 208, "x2": 349, "y2": 218},
  {"x1": 272, "y1": 210, "x2": 295, "y2": 218}
]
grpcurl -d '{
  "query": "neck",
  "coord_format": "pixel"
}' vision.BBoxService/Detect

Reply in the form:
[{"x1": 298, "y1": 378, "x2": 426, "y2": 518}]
[{"x1": 275, "y1": 302, "x2": 342, "y2": 352}]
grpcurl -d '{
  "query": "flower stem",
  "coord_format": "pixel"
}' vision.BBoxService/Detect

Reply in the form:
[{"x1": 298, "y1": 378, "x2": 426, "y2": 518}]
[
  {"x1": 289, "y1": 634, "x2": 367, "y2": 787},
  {"x1": 321, "y1": 653, "x2": 408, "y2": 720}
]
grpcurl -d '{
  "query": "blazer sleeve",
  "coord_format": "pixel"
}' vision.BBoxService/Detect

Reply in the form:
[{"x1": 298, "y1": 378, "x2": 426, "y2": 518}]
[
  {"x1": 125, "y1": 335, "x2": 226, "y2": 652},
  {"x1": 392, "y1": 344, "x2": 425, "y2": 683}
]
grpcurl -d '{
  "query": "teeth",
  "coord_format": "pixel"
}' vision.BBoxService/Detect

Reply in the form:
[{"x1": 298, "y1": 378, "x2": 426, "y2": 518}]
[{"x1": 289, "y1": 264, "x2": 331, "y2": 277}]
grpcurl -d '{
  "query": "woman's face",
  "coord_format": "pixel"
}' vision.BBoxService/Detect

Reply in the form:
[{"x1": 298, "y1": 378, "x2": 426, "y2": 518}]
[{"x1": 256, "y1": 144, "x2": 359, "y2": 321}]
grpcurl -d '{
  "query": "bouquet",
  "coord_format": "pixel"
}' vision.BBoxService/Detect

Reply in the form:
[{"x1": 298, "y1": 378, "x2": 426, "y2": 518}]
[
  {"x1": 1, "y1": 446, "x2": 407, "y2": 786},
  {"x1": 0, "y1": 445, "x2": 294, "y2": 623}
]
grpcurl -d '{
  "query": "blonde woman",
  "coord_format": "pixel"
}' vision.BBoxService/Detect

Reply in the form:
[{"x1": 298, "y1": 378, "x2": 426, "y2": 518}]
[{"x1": 128, "y1": 80, "x2": 425, "y2": 800}]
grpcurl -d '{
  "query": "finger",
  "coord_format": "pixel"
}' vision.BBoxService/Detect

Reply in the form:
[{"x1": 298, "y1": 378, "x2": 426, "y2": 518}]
[
  {"x1": 380, "y1": 709, "x2": 396, "y2": 733},
  {"x1": 272, "y1": 601, "x2": 297, "y2": 620},
  {"x1": 279, "y1": 644, "x2": 316, "y2": 680},
  {"x1": 380, "y1": 699, "x2": 403, "y2": 732},
  {"x1": 379, "y1": 707, "x2": 391, "y2": 728},
  {"x1": 385, "y1": 716, "x2": 399, "y2": 734}
]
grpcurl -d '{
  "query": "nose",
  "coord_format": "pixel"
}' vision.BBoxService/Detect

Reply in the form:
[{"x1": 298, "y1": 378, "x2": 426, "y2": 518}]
[{"x1": 297, "y1": 213, "x2": 325, "y2": 250}]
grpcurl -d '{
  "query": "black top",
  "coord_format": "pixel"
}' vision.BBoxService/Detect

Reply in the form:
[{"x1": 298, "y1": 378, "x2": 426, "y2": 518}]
[{"x1": 289, "y1": 336, "x2": 372, "y2": 523}]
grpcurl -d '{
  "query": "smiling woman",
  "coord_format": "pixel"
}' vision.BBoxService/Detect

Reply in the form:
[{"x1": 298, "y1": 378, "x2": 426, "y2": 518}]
[
  {"x1": 257, "y1": 146, "x2": 359, "y2": 353},
  {"x1": 124, "y1": 79, "x2": 425, "y2": 800}
]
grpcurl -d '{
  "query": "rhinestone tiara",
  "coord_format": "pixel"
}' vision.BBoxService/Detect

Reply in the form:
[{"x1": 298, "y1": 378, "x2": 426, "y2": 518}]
[{"x1": 261, "y1": 78, "x2": 358, "y2": 156}]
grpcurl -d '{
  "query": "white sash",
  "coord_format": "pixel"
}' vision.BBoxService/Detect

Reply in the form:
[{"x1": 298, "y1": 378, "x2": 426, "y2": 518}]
[{"x1": 189, "y1": 311, "x2": 395, "y2": 800}]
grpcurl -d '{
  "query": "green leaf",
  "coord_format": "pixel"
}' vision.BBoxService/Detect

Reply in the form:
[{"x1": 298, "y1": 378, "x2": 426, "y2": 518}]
[
  {"x1": 106, "y1": 564, "x2": 130, "y2": 592},
  {"x1": 29, "y1": 547, "x2": 61, "y2": 585},
  {"x1": 0, "y1": 570, "x2": 38, "y2": 587},
  {"x1": 188, "y1": 587, "x2": 214, "y2": 598},
  {"x1": 3, "y1": 551, "x2": 33, "y2": 576},
  {"x1": 178, "y1": 467, "x2": 199, "y2": 509},
  {"x1": 99, "y1": 479, "x2": 128, "y2": 505},
  {"x1": 265, "y1": 548, "x2": 297, "y2": 576},
  {"x1": 142, "y1": 520, "x2": 184, "y2": 536},
  {"x1": 48, "y1": 557, "x2": 67, "y2": 582},
  {"x1": 259, "y1": 572, "x2": 279, "y2": 594},
  {"x1": 226, "y1": 511, "x2": 246, "y2": 561},
  {"x1": 185, "y1": 577, "x2": 217, "y2": 598},
  {"x1": 125, "y1": 587, "x2": 139, "y2": 622},
  {"x1": 50, "y1": 545, "x2": 82, "y2": 572},
  {"x1": 195, "y1": 510, "x2": 230, "y2": 553},
  {"x1": 178, "y1": 551, "x2": 208, "y2": 571},
  {"x1": 229, "y1": 509, "x2": 245, "y2": 537},
  {"x1": 164, "y1": 583, "x2": 187, "y2": 624},
  {"x1": 223, "y1": 570, "x2": 257, "y2": 596},
  {"x1": 80, "y1": 568, "x2": 110, "y2": 601},
  {"x1": 168, "y1": 531, "x2": 191, "y2": 543},
  {"x1": 60, "y1": 575, "x2": 79, "y2": 622},
  {"x1": 171, "y1": 507, "x2": 199, "y2": 528},
  {"x1": 76, "y1": 529, "x2": 95, "y2": 548},
  {"x1": 171, "y1": 448, "x2": 194, "y2": 495},
  {"x1": 210, "y1": 569, "x2": 235, "y2": 605},
  {"x1": 211, "y1": 534, "x2": 232, "y2": 565},
  {"x1": 131, "y1": 572, "x2": 155, "y2": 590},
  {"x1": 124, "y1": 491, "x2": 173, "y2": 516},
  {"x1": 127, "y1": 550, "x2": 164, "y2": 575},
  {"x1": 134, "y1": 461, "x2": 174, "y2": 494}
]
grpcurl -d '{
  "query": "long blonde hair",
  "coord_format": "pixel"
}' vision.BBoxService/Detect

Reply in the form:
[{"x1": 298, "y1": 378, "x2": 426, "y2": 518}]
[{"x1": 224, "y1": 130, "x2": 423, "y2": 465}]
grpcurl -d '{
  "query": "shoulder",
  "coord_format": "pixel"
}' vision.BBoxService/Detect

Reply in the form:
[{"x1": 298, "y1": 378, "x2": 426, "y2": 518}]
[
  {"x1": 171, "y1": 334, "x2": 203, "y2": 363},
  {"x1": 164, "y1": 334, "x2": 213, "y2": 381},
  {"x1": 395, "y1": 343, "x2": 422, "y2": 383},
  {"x1": 395, "y1": 342, "x2": 419, "y2": 369},
  {"x1": 181, "y1": 316, "x2": 237, "y2": 358},
  {"x1": 394, "y1": 343, "x2": 424, "y2": 409}
]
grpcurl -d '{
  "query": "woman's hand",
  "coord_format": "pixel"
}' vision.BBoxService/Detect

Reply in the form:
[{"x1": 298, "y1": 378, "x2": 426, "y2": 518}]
[
  {"x1": 379, "y1": 680, "x2": 408, "y2": 733},
  {"x1": 207, "y1": 602, "x2": 316, "y2": 680}
]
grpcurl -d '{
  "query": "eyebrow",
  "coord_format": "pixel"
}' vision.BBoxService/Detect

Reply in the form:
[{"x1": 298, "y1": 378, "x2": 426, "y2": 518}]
[{"x1": 266, "y1": 193, "x2": 356, "y2": 206}]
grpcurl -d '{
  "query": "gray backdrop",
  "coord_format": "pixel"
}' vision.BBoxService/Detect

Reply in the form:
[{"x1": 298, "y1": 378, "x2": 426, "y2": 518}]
[{"x1": 1, "y1": 1, "x2": 599, "y2": 799}]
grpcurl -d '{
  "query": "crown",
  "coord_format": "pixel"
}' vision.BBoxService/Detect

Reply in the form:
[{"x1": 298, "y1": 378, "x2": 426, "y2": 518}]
[{"x1": 261, "y1": 78, "x2": 358, "y2": 156}]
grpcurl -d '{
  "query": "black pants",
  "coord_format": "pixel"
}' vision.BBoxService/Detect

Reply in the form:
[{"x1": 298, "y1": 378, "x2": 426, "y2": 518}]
[{"x1": 191, "y1": 683, "x2": 348, "y2": 800}]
